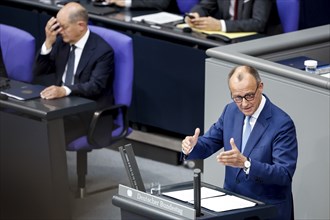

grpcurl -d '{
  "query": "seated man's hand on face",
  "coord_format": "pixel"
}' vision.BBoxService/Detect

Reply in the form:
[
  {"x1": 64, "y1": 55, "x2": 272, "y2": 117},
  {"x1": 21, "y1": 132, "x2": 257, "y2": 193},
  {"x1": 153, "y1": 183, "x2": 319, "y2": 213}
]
[
  {"x1": 45, "y1": 17, "x2": 62, "y2": 50},
  {"x1": 40, "y1": 85, "x2": 67, "y2": 100}
]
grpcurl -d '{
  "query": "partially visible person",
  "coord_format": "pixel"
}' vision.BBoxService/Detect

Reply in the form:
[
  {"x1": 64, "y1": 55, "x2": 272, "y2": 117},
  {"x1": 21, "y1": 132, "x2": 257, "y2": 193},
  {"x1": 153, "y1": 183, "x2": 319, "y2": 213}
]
[
  {"x1": 185, "y1": 0, "x2": 273, "y2": 33},
  {"x1": 106, "y1": 0, "x2": 171, "y2": 10},
  {"x1": 182, "y1": 65, "x2": 298, "y2": 220},
  {"x1": 33, "y1": 2, "x2": 114, "y2": 143}
]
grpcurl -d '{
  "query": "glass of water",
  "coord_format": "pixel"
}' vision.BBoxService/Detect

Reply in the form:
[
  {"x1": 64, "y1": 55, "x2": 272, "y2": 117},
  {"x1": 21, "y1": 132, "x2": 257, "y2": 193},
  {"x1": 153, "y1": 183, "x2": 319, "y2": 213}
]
[{"x1": 149, "y1": 182, "x2": 161, "y2": 196}]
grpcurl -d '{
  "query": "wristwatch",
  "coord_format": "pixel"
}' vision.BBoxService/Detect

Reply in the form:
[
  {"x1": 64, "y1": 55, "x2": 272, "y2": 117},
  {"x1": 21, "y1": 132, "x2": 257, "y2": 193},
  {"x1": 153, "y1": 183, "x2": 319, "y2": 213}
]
[{"x1": 243, "y1": 158, "x2": 251, "y2": 174}]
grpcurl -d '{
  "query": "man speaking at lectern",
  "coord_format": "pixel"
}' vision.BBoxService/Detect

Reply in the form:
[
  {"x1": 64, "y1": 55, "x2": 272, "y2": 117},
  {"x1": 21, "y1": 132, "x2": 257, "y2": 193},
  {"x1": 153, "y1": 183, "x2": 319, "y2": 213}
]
[{"x1": 182, "y1": 65, "x2": 298, "y2": 220}]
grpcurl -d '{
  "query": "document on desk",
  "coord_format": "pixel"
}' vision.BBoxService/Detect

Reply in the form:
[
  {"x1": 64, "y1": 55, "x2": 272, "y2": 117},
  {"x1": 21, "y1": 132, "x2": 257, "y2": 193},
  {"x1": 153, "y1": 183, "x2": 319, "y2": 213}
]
[
  {"x1": 163, "y1": 187, "x2": 256, "y2": 212},
  {"x1": 176, "y1": 23, "x2": 257, "y2": 39},
  {"x1": 162, "y1": 187, "x2": 225, "y2": 202},
  {"x1": 0, "y1": 83, "x2": 45, "y2": 101},
  {"x1": 199, "y1": 195, "x2": 257, "y2": 212},
  {"x1": 132, "y1": 12, "x2": 183, "y2": 24}
]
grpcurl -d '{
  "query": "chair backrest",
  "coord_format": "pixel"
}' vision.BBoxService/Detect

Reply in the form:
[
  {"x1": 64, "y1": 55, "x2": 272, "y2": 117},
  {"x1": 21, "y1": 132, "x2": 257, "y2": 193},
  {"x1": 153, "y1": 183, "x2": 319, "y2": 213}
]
[
  {"x1": 176, "y1": 0, "x2": 199, "y2": 14},
  {"x1": 66, "y1": 26, "x2": 133, "y2": 151},
  {"x1": 88, "y1": 25, "x2": 133, "y2": 107},
  {"x1": 0, "y1": 24, "x2": 35, "y2": 82},
  {"x1": 276, "y1": 0, "x2": 300, "y2": 33}
]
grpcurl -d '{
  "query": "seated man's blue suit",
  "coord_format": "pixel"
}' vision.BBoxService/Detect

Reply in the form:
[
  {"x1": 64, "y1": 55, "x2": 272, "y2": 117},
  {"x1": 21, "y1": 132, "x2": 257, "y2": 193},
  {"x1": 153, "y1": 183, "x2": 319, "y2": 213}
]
[
  {"x1": 187, "y1": 95, "x2": 298, "y2": 220},
  {"x1": 34, "y1": 31, "x2": 114, "y2": 110},
  {"x1": 33, "y1": 31, "x2": 114, "y2": 143}
]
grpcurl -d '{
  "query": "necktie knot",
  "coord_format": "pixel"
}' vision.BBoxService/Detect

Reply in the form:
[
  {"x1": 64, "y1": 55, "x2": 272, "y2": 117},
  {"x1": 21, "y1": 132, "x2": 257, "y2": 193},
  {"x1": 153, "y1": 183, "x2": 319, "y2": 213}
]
[
  {"x1": 245, "y1": 116, "x2": 251, "y2": 124},
  {"x1": 71, "y1": 44, "x2": 76, "y2": 51}
]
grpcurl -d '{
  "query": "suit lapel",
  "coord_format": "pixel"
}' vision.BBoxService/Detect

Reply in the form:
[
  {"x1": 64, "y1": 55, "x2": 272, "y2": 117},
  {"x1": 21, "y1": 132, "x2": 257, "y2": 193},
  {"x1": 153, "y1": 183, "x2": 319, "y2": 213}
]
[
  {"x1": 237, "y1": 0, "x2": 244, "y2": 20},
  {"x1": 75, "y1": 33, "x2": 96, "y2": 79},
  {"x1": 57, "y1": 43, "x2": 70, "y2": 85},
  {"x1": 221, "y1": 0, "x2": 231, "y2": 18},
  {"x1": 234, "y1": 111, "x2": 245, "y2": 152},
  {"x1": 244, "y1": 98, "x2": 272, "y2": 157}
]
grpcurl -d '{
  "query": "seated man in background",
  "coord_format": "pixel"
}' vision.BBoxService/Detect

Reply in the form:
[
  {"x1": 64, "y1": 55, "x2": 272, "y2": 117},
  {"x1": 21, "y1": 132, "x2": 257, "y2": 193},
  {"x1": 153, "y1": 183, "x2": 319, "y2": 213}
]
[
  {"x1": 185, "y1": 0, "x2": 273, "y2": 33},
  {"x1": 33, "y1": 2, "x2": 114, "y2": 144},
  {"x1": 182, "y1": 65, "x2": 298, "y2": 220}
]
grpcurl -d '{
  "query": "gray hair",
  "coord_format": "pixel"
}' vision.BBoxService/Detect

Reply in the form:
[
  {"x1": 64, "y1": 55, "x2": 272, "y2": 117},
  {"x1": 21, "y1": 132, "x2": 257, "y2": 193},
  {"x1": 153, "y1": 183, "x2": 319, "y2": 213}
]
[
  {"x1": 68, "y1": 5, "x2": 88, "y2": 23},
  {"x1": 227, "y1": 65, "x2": 261, "y2": 85}
]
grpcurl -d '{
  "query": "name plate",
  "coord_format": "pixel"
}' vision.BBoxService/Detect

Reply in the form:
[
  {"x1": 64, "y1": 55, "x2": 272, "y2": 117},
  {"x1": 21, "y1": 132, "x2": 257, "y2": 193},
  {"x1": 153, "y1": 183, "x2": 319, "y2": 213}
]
[{"x1": 118, "y1": 184, "x2": 196, "y2": 219}]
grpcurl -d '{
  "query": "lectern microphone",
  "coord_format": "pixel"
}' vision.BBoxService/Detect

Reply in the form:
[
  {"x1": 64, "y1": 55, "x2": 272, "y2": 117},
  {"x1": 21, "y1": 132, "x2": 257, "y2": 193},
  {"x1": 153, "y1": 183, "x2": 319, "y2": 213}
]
[{"x1": 193, "y1": 168, "x2": 202, "y2": 217}]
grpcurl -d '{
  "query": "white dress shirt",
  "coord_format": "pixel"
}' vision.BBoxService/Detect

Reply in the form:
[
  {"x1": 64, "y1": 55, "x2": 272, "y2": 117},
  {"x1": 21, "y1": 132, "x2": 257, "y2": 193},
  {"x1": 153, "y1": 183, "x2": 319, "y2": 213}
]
[{"x1": 248, "y1": 94, "x2": 266, "y2": 130}]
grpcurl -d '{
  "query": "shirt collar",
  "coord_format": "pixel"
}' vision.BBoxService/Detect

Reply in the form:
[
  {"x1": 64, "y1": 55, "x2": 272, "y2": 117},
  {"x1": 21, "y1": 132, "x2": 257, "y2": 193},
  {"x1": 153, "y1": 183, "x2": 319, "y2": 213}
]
[
  {"x1": 251, "y1": 94, "x2": 266, "y2": 122},
  {"x1": 73, "y1": 29, "x2": 90, "y2": 50}
]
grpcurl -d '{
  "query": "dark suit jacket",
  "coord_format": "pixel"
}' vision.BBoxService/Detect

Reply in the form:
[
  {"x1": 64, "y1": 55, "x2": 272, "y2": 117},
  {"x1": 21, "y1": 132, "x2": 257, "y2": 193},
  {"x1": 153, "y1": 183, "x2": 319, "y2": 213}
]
[
  {"x1": 131, "y1": 0, "x2": 171, "y2": 10},
  {"x1": 190, "y1": 0, "x2": 273, "y2": 32},
  {"x1": 187, "y1": 95, "x2": 298, "y2": 220},
  {"x1": 34, "y1": 31, "x2": 114, "y2": 110}
]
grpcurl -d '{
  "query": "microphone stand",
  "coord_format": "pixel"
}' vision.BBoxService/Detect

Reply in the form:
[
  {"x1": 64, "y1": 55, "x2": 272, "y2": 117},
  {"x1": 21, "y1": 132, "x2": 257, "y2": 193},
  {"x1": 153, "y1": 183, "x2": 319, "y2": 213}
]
[{"x1": 193, "y1": 168, "x2": 201, "y2": 217}]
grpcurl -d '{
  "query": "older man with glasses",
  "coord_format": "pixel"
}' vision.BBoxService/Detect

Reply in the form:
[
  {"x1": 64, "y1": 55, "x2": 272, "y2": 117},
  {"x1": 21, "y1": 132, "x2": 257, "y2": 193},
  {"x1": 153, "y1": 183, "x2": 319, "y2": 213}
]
[{"x1": 182, "y1": 65, "x2": 298, "y2": 220}]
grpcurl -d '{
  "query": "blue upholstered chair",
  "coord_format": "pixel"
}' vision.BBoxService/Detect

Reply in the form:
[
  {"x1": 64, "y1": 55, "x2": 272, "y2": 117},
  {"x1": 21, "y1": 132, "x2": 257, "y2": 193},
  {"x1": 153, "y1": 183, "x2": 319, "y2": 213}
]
[
  {"x1": 0, "y1": 24, "x2": 35, "y2": 82},
  {"x1": 276, "y1": 0, "x2": 300, "y2": 33},
  {"x1": 66, "y1": 25, "x2": 134, "y2": 198},
  {"x1": 176, "y1": 0, "x2": 199, "y2": 14}
]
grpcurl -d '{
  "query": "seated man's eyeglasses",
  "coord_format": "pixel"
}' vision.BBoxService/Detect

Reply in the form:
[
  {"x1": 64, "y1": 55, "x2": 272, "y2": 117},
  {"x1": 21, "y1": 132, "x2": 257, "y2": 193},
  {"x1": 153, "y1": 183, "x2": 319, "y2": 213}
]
[{"x1": 232, "y1": 84, "x2": 259, "y2": 103}]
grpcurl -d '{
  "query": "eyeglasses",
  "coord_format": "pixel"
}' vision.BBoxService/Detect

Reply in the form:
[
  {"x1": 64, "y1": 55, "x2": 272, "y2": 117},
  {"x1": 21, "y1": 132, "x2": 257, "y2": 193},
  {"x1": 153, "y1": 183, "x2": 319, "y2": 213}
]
[{"x1": 232, "y1": 84, "x2": 259, "y2": 103}]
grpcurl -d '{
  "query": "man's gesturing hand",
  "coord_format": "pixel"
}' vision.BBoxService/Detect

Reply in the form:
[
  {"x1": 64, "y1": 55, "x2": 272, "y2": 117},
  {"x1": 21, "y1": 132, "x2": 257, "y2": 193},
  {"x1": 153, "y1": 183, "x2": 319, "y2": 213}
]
[
  {"x1": 217, "y1": 138, "x2": 247, "y2": 168},
  {"x1": 182, "y1": 128, "x2": 200, "y2": 155}
]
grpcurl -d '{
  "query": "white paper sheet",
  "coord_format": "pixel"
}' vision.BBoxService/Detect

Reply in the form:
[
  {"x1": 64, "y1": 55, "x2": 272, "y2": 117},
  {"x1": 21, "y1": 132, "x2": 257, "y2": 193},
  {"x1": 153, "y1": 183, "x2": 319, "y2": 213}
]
[
  {"x1": 132, "y1": 12, "x2": 183, "y2": 24},
  {"x1": 200, "y1": 195, "x2": 256, "y2": 212},
  {"x1": 162, "y1": 187, "x2": 225, "y2": 202},
  {"x1": 320, "y1": 73, "x2": 330, "y2": 78}
]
